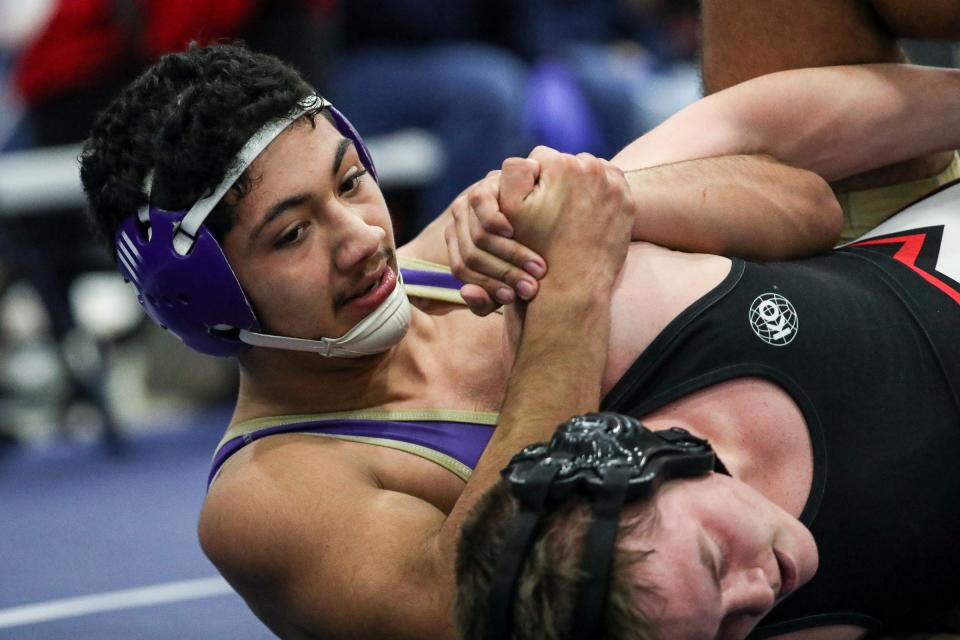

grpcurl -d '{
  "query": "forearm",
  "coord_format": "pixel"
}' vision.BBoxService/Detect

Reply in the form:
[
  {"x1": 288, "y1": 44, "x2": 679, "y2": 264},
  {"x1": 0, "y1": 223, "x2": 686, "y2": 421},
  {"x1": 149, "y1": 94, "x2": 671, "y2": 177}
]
[
  {"x1": 721, "y1": 64, "x2": 960, "y2": 182},
  {"x1": 617, "y1": 64, "x2": 960, "y2": 183},
  {"x1": 623, "y1": 155, "x2": 841, "y2": 260},
  {"x1": 612, "y1": 64, "x2": 960, "y2": 257},
  {"x1": 437, "y1": 289, "x2": 611, "y2": 561}
]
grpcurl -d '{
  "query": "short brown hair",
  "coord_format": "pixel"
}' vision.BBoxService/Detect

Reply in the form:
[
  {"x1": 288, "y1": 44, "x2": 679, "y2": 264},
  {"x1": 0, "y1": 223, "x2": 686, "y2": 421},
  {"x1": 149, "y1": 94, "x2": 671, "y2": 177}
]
[{"x1": 456, "y1": 479, "x2": 661, "y2": 640}]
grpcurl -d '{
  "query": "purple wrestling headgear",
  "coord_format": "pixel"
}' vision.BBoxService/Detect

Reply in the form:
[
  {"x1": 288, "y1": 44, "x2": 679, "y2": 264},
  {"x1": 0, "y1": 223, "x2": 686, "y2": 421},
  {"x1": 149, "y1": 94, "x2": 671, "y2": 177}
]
[{"x1": 114, "y1": 95, "x2": 379, "y2": 357}]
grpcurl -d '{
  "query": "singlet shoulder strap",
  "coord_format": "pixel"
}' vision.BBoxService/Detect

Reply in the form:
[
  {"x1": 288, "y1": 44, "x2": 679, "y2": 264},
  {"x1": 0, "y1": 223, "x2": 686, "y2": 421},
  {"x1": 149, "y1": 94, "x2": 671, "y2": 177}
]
[
  {"x1": 209, "y1": 408, "x2": 499, "y2": 488},
  {"x1": 398, "y1": 257, "x2": 505, "y2": 314},
  {"x1": 399, "y1": 256, "x2": 465, "y2": 304}
]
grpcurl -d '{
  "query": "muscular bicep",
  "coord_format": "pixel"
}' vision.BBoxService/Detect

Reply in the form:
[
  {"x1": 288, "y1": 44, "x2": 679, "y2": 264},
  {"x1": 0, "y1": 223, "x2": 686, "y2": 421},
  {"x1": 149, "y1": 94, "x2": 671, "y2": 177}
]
[
  {"x1": 279, "y1": 487, "x2": 454, "y2": 639},
  {"x1": 199, "y1": 439, "x2": 456, "y2": 640}
]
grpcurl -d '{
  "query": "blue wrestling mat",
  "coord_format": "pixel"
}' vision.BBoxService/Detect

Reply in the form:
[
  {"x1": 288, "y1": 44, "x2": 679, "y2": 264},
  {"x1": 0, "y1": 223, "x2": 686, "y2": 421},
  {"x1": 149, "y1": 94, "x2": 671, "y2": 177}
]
[{"x1": 0, "y1": 409, "x2": 272, "y2": 639}]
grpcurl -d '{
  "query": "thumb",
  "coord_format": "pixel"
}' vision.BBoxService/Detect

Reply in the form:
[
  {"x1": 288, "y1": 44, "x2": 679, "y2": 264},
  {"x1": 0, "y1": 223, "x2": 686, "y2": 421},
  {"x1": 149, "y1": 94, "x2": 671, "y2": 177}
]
[{"x1": 499, "y1": 157, "x2": 539, "y2": 215}]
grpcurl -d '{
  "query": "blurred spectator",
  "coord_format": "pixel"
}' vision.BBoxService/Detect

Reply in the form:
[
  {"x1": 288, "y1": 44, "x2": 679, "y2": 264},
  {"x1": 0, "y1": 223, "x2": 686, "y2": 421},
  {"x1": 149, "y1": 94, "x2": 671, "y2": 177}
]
[
  {"x1": 328, "y1": 0, "x2": 531, "y2": 236},
  {"x1": 0, "y1": 0, "x2": 50, "y2": 151},
  {"x1": 9, "y1": 0, "x2": 335, "y2": 146},
  {"x1": 0, "y1": 50, "x2": 32, "y2": 152},
  {"x1": 518, "y1": 0, "x2": 702, "y2": 159},
  {"x1": 327, "y1": 0, "x2": 703, "y2": 238}
]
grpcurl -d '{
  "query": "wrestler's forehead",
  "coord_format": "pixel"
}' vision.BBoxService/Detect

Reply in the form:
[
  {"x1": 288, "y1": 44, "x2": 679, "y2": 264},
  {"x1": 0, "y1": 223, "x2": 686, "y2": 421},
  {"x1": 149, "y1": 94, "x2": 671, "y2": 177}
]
[{"x1": 248, "y1": 116, "x2": 346, "y2": 177}]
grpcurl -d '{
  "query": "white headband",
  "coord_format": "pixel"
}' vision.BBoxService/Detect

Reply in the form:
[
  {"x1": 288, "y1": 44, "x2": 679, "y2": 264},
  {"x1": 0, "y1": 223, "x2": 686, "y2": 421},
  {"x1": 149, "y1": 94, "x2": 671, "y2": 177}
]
[{"x1": 138, "y1": 95, "x2": 325, "y2": 256}]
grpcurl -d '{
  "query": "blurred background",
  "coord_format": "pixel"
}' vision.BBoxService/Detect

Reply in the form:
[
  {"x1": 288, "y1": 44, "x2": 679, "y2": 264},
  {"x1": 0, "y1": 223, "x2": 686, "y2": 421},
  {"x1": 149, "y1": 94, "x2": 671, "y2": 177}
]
[{"x1": 0, "y1": 1, "x2": 956, "y2": 637}]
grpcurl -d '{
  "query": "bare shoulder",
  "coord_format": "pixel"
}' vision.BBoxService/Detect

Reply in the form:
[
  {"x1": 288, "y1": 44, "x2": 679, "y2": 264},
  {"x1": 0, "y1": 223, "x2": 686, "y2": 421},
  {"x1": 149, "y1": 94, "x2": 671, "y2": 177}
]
[
  {"x1": 604, "y1": 243, "x2": 732, "y2": 391},
  {"x1": 199, "y1": 435, "x2": 378, "y2": 555},
  {"x1": 620, "y1": 241, "x2": 733, "y2": 285},
  {"x1": 198, "y1": 436, "x2": 376, "y2": 634},
  {"x1": 199, "y1": 436, "x2": 456, "y2": 639}
]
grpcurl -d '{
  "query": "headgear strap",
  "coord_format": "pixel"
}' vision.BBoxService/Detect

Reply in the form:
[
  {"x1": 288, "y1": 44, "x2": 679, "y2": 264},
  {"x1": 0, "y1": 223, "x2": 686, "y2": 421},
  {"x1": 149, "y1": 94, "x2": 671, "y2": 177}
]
[
  {"x1": 482, "y1": 412, "x2": 723, "y2": 640},
  {"x1": 170, "y1": 95, "x2": 323, "y2": 256},
  {"x1": 571, "y1": 465, "x2": 632, "y2": 639},
  {"x1": 484, "y1": 462, "x2": 561, "y2": 640}
]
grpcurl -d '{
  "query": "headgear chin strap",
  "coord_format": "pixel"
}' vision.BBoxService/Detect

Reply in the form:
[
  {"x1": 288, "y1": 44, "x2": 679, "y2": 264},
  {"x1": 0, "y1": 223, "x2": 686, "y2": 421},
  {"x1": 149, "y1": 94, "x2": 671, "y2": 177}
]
[
  {"x1": 237, "y1": 272, "x2": 411, "y2": 358},
  {"x1": 114, "y1": 94, "x2": 408, "y2": 357},
  {"x1": 483, "y1": 412, "x2": 725, "y2": 640}
]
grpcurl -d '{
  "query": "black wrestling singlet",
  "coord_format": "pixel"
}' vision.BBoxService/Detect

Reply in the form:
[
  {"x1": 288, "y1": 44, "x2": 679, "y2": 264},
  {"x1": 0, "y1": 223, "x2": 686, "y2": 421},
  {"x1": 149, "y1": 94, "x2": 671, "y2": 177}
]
[{"x1": 602, "y1": 233, "x2": 960, "y2": 635}]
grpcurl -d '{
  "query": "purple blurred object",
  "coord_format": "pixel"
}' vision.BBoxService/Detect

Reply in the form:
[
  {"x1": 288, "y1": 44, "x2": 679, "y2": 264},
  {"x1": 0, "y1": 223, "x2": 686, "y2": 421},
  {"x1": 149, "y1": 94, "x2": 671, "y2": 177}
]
[{"x1": 523, "y1": 60, "x2": 602, "y2": 155}]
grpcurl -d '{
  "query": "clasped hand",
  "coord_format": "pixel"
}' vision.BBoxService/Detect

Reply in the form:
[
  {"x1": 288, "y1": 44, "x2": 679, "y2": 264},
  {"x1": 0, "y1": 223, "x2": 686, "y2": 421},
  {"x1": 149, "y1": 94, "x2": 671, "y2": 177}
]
[{"x1": 444, "y1": 146, "x2": 635, "y2": 315}]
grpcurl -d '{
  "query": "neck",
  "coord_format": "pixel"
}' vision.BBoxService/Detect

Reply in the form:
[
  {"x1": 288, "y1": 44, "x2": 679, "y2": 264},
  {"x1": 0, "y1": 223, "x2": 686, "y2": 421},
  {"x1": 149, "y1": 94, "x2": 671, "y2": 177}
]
[
  {"x1": 231, "y1": 307, "x2": 439, "y2": 423},
  {"x1": 640, "y1": 381, "x2": 813, "y2": 518}
]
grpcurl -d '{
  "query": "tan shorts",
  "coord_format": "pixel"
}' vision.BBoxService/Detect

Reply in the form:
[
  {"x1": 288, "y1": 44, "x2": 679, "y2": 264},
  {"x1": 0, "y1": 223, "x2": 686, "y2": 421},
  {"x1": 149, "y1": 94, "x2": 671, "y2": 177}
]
[{"x1": 836, "y1": 152, "x2": 960, "y2": 243}]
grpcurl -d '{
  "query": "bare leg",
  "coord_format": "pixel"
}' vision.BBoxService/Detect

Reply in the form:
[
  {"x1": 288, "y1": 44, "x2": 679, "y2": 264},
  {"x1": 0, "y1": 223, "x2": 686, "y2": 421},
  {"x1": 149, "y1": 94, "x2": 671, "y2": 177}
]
[
  {"x1": 701, "y1": 0, "x2": 903, "y2": 95},
  {"x1": 701, "y1": 0, "x2": 954, "y2": 189}
]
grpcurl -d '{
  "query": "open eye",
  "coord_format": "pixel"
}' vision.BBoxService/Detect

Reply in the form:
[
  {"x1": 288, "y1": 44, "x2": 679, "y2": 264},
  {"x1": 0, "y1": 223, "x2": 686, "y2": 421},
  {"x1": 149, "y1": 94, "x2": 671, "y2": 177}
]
[
  {"x1": 339, "y1": 168, "x2": 368, "y2": 196},
  {"x1": 275, "y1": 221, "x2": 309, "y2": 249}
]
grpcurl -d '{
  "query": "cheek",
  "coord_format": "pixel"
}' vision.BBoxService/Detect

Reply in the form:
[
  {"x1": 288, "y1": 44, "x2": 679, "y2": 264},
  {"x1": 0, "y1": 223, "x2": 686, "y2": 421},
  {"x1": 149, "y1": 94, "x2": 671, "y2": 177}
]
[
  {"x1": 653, "y1": 600, "x2": 722, "y2": 640},
  {"x1": 244, "y1": 257, "x2": 333, "y2": 334},
  {"x1": 711, "y1": 488, "x2": 778, "y2": 553},
  {"x1": 641, "y1": 551, "x2": 723, "y2": 639}
]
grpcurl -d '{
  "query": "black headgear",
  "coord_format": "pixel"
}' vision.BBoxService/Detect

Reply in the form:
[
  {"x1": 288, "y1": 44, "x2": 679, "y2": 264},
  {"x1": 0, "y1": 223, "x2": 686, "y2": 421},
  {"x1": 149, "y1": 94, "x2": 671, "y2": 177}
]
[{"x1": 483, "y1": 412, "x2": 725, "y2": 640}]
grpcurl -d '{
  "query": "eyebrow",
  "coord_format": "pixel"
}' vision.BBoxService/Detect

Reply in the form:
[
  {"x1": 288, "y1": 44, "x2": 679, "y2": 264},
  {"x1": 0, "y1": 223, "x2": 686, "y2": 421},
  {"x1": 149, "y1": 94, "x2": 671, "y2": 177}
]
[
  {"x1": 246, "y1": 137, "x2": 354, "y2": 250},
  {"x1": 332, "y1": 137, "x2": 352, "y2": 176}
]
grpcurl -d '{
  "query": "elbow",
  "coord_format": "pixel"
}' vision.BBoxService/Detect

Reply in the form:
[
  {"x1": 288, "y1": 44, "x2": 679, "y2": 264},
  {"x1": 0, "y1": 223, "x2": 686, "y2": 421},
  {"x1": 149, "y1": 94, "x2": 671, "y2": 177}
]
[
  {"x1": 813, "y1": 176, "x2": 843, "y2": 250},
  {"x1": 791, "y1": 170, "x2": 843, "y2": 253}
]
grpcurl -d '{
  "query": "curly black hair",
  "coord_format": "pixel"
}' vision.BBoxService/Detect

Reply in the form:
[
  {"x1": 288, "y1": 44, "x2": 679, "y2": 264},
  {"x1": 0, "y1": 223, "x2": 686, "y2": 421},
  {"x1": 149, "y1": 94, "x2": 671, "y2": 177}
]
[{"x1": 80, "y1": 42, "x2": 321, "y2": 251}]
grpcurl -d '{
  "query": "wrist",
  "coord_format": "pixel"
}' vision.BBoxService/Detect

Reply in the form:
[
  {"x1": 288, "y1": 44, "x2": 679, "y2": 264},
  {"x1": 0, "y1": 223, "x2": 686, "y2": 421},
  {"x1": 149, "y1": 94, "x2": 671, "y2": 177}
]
[{"x1": 527, "y1": 285, "x2": 611, "y2": 325}]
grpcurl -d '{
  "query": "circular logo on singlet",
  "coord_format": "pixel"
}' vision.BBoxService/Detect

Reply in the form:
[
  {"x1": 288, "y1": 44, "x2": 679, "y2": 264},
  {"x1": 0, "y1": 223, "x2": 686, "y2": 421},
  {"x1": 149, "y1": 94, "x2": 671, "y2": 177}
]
[{"x1": 748, "y1": 293, "x2": 798, "y2": 346}]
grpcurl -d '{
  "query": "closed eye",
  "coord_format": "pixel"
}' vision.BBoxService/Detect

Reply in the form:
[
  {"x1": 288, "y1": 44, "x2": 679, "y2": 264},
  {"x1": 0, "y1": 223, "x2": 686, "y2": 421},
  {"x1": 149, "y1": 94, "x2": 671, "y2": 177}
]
[
  {"x1": 708, "y1": 533, "x2": 727, "y2": 585},
  {"x1": 700, "y1": 532, "x2": 723, "y2": 590}
]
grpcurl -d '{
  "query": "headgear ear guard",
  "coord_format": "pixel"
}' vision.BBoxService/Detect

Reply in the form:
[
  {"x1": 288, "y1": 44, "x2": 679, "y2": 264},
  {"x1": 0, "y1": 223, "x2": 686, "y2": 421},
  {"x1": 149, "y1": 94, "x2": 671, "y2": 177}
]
[
  {"x1": 483, "y1": 412, "x2": 725, "y2": 640},
  {"x1": 114, "y1": 95, "x2": 386, "y2": 357}
]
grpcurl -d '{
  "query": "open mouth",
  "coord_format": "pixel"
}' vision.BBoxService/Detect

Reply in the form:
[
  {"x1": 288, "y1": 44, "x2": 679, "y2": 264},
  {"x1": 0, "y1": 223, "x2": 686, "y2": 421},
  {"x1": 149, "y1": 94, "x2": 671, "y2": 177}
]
[
  {"x1": 356, "y1": 278, "x2": 379, "y2": 298},
  {"x1": 344, "y1": 266, "x2": 395, "y2": 310}
]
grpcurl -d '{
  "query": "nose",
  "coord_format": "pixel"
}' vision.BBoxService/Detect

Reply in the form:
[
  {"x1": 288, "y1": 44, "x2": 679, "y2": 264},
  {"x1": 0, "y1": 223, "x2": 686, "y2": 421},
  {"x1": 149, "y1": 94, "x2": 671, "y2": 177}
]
[
  {"x1": 331, "y1": 203, "x2": 387, "y2": 273},
  {"x1": 721, "y1": 567, "x2": 777, "y2": 616}
]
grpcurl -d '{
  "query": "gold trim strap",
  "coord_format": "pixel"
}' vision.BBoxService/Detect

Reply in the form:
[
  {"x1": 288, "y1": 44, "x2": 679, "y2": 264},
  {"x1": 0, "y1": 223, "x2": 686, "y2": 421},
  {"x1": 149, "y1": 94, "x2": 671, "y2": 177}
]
[
  {"x1": 217, "y1": 408, "x2": 499, "y2": 454},
  {"x1": 398, "y1": 256, "x2": 469, "y2": 306},
  {"x1": 397, "y1": 256, "x2": 467, "y2": 305},
  {"x1": 404, "y1": 285, "x2": 466, "y2": 305},
  {"x1": 398, "y1": 256, "x2": 454, "y2": 272},
  {"x1": 209, "y1": 432, "x2": 475, "y2": 486},
  {"x1": 398, "y1": 256, "x2": 504, "y2": 314}
]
